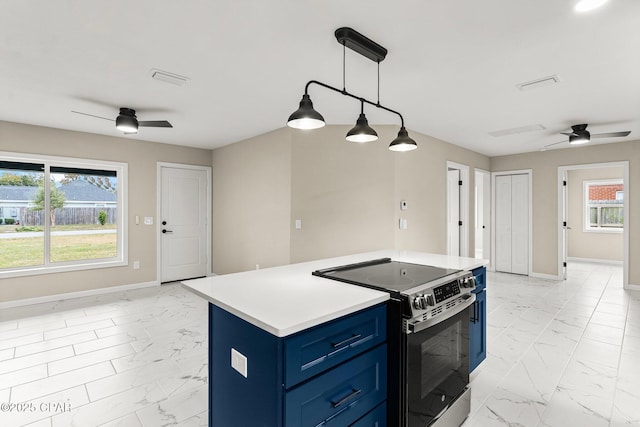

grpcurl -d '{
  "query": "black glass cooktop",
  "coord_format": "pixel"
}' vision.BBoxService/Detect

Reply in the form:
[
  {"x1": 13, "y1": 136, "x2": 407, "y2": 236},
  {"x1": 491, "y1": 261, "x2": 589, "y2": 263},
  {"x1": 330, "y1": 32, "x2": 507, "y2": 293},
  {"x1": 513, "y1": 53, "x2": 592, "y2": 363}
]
[{"x1": 312, "y1": 258, "x2": 460, "y2": 294}]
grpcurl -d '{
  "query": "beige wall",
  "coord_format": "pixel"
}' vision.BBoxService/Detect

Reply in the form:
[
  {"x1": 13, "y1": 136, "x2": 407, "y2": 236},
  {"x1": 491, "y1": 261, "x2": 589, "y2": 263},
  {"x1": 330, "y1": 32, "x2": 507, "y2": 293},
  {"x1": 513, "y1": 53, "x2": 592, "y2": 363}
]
[
  {"x1": 491, "y1": 141, "x2": 639, "y2": 284},
  {"x1": 567, "y1": 166, "x2": 623, "y2": 261},
  {"x1": 0, "y1": 121, "x2": 211, "y2": 302},
  {"x1": 211, "y1": 128, "x2": 292, "y2": 274},
  {"x1": 212, "y1": 125, "x2": 490, "y2": 270}
]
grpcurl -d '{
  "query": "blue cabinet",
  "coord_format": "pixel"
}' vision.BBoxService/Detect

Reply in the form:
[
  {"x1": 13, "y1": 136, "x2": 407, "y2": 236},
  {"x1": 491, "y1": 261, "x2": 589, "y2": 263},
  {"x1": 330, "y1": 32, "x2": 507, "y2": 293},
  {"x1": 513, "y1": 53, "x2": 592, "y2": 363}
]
[
  {"x1": 469, "y1": 266, "x2": 486, "y2": 372},
  {"x1": 209, "y1": 303, "x2": 387, "y2": 426}
]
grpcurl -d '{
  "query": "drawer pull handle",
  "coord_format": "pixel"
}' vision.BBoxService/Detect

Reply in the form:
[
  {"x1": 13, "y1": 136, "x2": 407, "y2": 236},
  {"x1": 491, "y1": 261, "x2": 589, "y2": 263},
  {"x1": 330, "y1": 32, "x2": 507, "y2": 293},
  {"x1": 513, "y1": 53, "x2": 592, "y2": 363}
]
[
  {"x1": 331, "y1": 388, "x2": 362, "y2": 408},
  {"x1": 331, "y1": 334, "x2": 362, "y2": 349}
]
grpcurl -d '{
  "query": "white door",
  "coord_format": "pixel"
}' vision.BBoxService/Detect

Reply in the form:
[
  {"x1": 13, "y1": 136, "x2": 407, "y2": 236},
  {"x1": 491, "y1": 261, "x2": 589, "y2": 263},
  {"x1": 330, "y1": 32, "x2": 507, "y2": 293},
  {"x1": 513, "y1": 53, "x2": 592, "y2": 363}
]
[
  {"x1": 447, "y1": 169, "x2": 460, "y2": 256},
  {"x1": 495, "y1": 175, "x2": 512, "y2": 272},
  {"x1": 511, "y1": 174, "x2": 529, "y2": 275},
  {"x1": 495, "y1": 174, "x2": 529, "y2": 275},
  {"x1": 561, "y1": 172, "x2": 568, "y2": 280},
  {"x1": 474, "y1": 170, "x2": 490, "y2": 260},
  {"x1": 160, "y1": 166, "x2": 209, "y2": 282}
]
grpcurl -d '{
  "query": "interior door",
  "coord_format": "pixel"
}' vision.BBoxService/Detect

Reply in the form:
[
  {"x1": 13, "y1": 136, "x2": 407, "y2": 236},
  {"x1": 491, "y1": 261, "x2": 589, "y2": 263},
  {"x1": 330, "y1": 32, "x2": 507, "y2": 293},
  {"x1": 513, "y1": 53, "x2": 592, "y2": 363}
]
[
  {"x1": 495, "y1": 175, "x2": 512, "y2": 272},
  {"x1": 561, "y1": 172, "x2": 568, "y2": 280},
  {"x1": 510, "y1": 174, "x2": 529, "y2": 275},
  {"x1": 447, "y1": 169, "x2": 461, "y2": 256},
  {"x1": 160, "y1": 166, "x2": 209, "y2": 282},
  {"x1": 474, "y1": 170, "x2": 490, "y2": 260}
]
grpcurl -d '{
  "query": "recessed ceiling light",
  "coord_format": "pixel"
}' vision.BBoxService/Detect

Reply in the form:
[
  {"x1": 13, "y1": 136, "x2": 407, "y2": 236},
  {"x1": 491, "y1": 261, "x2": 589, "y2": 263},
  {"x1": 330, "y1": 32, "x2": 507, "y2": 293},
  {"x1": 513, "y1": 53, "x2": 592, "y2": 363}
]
[
  {"x1": 150, "y1": 69, "x2": 189, "y2": 86},
  {"x1": 574, "y1": 0, "x2": 608, "y2": 12}
]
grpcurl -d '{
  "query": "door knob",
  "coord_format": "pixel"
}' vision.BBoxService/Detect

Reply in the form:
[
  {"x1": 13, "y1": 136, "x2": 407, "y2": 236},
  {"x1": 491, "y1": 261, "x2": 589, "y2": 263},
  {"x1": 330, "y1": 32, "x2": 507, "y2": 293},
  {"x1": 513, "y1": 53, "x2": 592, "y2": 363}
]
[{"x1": 162, "y1": 229, "x2": 173, "y2": 234}]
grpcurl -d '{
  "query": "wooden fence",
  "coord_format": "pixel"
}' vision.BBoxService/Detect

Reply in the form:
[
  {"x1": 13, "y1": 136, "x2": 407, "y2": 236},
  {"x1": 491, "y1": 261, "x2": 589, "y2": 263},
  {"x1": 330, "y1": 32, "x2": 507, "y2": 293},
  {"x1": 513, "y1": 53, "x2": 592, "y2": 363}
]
[{"x1": 6, "y1": 207, "x2": 117, "y2": 226}]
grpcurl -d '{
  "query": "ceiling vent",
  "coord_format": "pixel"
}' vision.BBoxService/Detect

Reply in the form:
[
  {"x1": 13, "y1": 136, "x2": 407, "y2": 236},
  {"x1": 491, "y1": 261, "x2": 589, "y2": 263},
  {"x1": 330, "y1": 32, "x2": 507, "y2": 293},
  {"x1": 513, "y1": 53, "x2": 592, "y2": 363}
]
[
  {"x1": 516, "y1": 75, "x2": 560, "y2": 91},
  {"x1": 489, "y1": 124, "x2": 546, "y2": 137},
  {"x1": 150, "y1": 69, "x2": 189, "y2": 86}
]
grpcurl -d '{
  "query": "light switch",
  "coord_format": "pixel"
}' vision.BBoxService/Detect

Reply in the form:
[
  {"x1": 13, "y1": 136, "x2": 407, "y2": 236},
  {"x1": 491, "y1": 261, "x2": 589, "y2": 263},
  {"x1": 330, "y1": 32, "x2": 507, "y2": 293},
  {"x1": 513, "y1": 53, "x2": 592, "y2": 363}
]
[
  {"x1": 295, "y1": 219, "x2": 302, "y2": 229},
  {"x1": 144, "y1": 217, "x2": 153, "y2": 225},
  {"x1": 231, "y1": 348, "x2": 248, "y2": 378},
  {"x1": 399, "y1": 218, "x2": 408, "y2": 230}
]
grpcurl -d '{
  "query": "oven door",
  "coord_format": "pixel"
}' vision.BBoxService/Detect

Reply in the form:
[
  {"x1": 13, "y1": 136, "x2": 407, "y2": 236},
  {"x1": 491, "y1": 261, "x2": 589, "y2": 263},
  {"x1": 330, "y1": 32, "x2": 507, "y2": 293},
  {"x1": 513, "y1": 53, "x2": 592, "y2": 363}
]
[{"x1": 405, "y1": 304, "x2": 472, "y2": 427}]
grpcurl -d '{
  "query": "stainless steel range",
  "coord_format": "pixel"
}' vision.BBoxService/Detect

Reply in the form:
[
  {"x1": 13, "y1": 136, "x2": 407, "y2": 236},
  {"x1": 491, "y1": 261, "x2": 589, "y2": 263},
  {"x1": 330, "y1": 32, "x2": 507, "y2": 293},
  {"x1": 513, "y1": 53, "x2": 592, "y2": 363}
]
[{"x1": 313, "y1": 258, "x2": 476, "y2": 427}]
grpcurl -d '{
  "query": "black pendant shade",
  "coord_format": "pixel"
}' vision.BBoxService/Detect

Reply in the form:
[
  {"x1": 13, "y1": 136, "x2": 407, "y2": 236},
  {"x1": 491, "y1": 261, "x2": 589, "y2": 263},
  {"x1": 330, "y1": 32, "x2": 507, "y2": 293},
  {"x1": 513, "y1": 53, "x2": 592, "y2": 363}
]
[
  {"x1": 389, "y1": 126, "x2": 418, "y2": 152},
  {"x1": 346, "y1": 113, "x2": 378, "y2": 143},
  {"x1": 287, "y1": 94, "x2": 325, "y2": 130}
]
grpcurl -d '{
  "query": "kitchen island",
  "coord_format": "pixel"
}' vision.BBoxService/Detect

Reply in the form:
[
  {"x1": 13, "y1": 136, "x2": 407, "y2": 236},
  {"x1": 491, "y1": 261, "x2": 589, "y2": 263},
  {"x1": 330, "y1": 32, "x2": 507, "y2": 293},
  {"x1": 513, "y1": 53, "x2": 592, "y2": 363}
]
[{"x1": 182, "y1": 250, "x2": 486, "y2": 426}]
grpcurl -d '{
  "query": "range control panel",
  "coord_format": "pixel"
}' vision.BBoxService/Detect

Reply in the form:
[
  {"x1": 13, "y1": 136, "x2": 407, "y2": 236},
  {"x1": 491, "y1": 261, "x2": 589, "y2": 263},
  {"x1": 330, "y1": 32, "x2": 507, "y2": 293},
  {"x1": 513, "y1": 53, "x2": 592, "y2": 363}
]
[{"x1": 433, "y1": 281, "x2": 461, "y2": 304}]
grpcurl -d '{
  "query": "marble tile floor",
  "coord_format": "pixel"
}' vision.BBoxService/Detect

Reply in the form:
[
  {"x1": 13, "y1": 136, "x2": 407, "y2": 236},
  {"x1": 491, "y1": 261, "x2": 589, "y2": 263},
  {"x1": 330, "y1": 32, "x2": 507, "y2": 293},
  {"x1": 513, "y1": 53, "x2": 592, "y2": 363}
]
[{"x1": 0, "y1": 261, "x2": 638, "y2": 426}]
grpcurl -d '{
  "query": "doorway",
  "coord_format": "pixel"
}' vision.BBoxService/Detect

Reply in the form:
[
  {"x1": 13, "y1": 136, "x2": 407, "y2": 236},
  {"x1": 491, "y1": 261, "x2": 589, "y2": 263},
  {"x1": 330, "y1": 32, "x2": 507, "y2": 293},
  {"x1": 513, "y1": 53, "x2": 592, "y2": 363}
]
[
  {"x1": 157, "y1": 163, "x2": 211, "y2": 283},
  {"x1": 492, "y1": 170, "x2": 531, "y2": 275},
  {"x1": 446, "y1": 161, "x2": 469, "y2": 257},
  {"x1": 474, "y1": 169, "x2": 490, "y2": 262},
  {"x1": 558, "y1": 162, "x2": 629, "y2": 288}
]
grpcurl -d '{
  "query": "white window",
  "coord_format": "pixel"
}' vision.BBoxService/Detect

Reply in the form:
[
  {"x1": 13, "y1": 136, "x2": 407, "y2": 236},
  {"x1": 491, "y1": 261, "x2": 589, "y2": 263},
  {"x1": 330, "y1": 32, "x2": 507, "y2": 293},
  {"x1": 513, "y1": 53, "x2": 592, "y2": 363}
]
[
  {"x1": 584, "y1": 179, "x2": 623, "y2": 233},
  {"x1": 0, "y1": 152, "x2": 127, "y2": 278}
]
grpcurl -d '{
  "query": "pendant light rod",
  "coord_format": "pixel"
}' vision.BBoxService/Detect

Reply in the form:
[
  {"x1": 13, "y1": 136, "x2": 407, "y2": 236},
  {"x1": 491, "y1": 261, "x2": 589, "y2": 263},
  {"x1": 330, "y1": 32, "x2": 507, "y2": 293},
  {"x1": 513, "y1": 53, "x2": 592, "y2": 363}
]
[{"x1": 302, "y1": 79, "x2": 405, "y2": 128}]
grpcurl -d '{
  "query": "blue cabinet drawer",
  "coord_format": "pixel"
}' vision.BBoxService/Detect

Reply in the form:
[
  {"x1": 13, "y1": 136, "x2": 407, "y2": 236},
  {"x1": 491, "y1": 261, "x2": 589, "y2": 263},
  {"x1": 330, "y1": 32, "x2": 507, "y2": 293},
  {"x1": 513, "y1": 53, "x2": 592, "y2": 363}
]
[
  {"x1": 284, "y1": 304, "x2": 386, "y2": 388},
  {"x1": 350, "y1": 402, "x2": 386, "y2": 426},
  {"x1": 285, "y1": 344, "x2": 387, "y2": 427}
]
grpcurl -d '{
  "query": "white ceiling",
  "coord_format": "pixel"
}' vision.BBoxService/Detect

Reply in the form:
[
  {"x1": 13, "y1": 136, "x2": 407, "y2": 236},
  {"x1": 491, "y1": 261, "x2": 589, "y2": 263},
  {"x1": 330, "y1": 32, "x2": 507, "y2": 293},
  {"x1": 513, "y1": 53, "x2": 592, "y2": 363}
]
[{"x1": 2, "y1": 0, "x2": 639, "y2": 157}]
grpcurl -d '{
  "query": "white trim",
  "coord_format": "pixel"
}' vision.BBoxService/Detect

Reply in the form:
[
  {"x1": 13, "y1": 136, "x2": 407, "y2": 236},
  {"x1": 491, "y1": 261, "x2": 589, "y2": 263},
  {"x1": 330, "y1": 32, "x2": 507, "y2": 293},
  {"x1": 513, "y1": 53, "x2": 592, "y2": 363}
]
[
  {"x1": 446, "y1": 161, "x2": 469, "y2": 257},
  {"x1": 474, "y1": 168, "x2": 491, "y2": 264},
  {"x1": 558, "y1": 161, "x2": 629, "y2": 289},
  {"x1": 0, "y1": 281, "x2": 159, "y2": 309},
  {"x1": 0, "y1": 151, "x2": 128, "y2": 279},
  {"x1": 583, "y1": 179, "x2": 624, "y2": 233},
  {"x1": 491, "y1": 169, "x2": 533, "y2": 276},
  {"x1": 529, "y1": 272, "x2": 561, "y2": 281},
  {"x1": 156, "y1": 162, "x2": 212, "y2": 283},
  {"x1": 567, "y1": 256, "x2": 623, "y2": 265}
]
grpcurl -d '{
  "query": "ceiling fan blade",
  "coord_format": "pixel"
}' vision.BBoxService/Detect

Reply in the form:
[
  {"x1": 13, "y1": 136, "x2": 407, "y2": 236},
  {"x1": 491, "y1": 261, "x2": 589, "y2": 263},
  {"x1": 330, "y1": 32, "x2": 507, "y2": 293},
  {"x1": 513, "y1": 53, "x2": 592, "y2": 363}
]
[
  {"x1": 591, "y1": 131, "x2": 631, "y2": 138},
  {"x1": 71, "y1": 111, "x2": 114, "y2": 121},
  {"x1": 560, "y1": 132, "x2": 576, "y2": 136},
  {"x1": 543, "y1": 140, "x2": 568, "y2": 149},
  {"x1": 138, "y1": 120, "x2": 173, "y2": 128}
]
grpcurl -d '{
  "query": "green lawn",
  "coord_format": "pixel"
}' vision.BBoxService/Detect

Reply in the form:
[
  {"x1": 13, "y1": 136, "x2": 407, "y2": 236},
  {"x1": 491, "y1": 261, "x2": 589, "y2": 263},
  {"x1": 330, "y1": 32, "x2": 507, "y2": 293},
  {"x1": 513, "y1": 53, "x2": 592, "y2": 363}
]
[{"x1": 0, "y1": 233, "x2": 117, "y2": 268}]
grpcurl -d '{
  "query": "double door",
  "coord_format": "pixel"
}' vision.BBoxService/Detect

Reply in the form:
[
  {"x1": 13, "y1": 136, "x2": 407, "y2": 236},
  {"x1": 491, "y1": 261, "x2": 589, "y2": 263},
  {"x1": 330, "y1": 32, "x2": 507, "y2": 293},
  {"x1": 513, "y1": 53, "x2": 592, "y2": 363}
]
[{"x1": 495, "y1": 174, "x2": 529, "y2": 275}]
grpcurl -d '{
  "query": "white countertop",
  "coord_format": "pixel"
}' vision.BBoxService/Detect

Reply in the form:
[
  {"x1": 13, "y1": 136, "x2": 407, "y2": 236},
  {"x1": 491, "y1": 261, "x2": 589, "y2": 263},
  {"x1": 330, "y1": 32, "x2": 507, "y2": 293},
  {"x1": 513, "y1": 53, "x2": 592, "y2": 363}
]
[{"x1": 182, "y1": 250, "x2": 487, "y2": 337}]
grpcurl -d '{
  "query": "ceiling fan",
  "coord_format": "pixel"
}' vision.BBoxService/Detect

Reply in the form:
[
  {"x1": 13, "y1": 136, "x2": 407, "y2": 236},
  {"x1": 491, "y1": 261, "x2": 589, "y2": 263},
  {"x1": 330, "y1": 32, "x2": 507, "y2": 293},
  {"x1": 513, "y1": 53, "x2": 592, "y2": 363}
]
[
  {"x1": 542, "y1": 124, "x2": 630, "y2": 150},
  {"x1": 72, "y1": 107, "x2": 173, "y2": 134}
]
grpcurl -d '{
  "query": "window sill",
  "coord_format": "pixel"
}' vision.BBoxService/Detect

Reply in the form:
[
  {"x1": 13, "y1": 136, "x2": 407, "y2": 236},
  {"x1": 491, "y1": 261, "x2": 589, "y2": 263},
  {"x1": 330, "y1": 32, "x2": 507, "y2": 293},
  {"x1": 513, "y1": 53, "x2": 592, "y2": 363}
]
[{"x1": 0, "y1": 259, "x2": 127, "y2": 279}]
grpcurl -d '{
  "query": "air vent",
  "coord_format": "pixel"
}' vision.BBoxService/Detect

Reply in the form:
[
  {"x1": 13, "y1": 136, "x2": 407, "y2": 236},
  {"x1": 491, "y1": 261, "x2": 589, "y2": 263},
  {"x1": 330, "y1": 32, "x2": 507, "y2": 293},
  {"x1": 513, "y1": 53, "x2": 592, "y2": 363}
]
[
  {"x1": 489, "y1": 124, "x2": 546, "y2": 137},
  {"x1": 516, "y1": 75, "x2": 560, "y2": 91},
  {"x1": 150, "y1": 69, "x2": 189, "y2": 86}
]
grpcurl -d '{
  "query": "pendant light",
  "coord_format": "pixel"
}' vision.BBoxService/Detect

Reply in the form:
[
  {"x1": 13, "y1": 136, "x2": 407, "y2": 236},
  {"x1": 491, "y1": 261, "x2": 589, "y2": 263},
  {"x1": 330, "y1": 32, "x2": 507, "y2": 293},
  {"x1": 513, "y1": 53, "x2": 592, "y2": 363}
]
[
  {"x1": 286, "y1": 27, "x2": 418, "y2": 152},
  {"x1": 389, "y1": 126, "x2": 418, "y2": 151},
  {"x1": 346, "y1": 101, "x2": 378, "y2": 143},
  {"x1": 286, "y1": 94, "x2": 325, "y2": 129}
]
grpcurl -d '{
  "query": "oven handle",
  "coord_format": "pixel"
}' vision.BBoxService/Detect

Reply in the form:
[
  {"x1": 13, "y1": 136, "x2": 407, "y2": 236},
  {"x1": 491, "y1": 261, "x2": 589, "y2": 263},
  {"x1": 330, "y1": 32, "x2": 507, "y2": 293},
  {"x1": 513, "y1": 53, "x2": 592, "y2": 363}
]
[{"x1": 407, "y1": 293, "x2": 476, "y2": 334}]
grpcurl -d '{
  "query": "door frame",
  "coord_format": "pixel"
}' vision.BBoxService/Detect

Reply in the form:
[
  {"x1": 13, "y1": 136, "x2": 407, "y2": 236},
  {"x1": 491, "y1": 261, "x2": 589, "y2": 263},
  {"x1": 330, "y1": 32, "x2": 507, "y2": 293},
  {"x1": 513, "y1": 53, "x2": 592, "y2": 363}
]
[
  {"x1": 491, "y1": 169, "x2": 532, "y2": 274},
  {"x1": 446, "y1": 161, "x2": 469, "y2": 257},
  {"x1": 557, "y1": 161, "x2": 630, "y2": 289},
  {"x1": 474, "y1": 168, "x2": 491, "y2": 263},
  {"x1": 156, "y1": 162, "x2": 212, "y2": 283}
]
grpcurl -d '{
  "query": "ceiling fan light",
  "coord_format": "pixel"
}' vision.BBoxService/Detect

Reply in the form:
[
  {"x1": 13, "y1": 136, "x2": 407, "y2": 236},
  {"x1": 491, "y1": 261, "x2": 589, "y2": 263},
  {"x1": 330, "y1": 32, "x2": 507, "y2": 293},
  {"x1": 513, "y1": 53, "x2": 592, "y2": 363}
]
[
  {"x1": 569, "y1": 134, "x2": 589, "y2": 145},
  {"x1": 574, "y1": 0, "x2": 608, "y2": 12},
  {"x1": 389, "y1": 127, "x2": 418, "y2": 152},
  {"x1": 346, "y1": 113, "x2": 378, "y2": 143},
  {"x1": 287, "y1": 94, "x2": 325, "y2": 129},
  {"x1": 115, "y1": 115, "x2": 138, "y2": 133}
]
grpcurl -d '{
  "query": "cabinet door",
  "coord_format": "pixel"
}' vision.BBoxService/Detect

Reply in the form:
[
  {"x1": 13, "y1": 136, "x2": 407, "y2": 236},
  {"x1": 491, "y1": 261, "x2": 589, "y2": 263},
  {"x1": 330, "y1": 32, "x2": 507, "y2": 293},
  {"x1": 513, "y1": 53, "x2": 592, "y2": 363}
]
[
  {"x1": 469, "y1": 290, "x2": 486, "y2": 372},
  {"x1": 285, "y1": 344, "x2": 387, "y2": 427},
  {"x1": 350, "y1": 402, "x2": 386, "y2": 426},
  {"x1": 284, "y1": 304, "x2": 386, "y2": 388}
]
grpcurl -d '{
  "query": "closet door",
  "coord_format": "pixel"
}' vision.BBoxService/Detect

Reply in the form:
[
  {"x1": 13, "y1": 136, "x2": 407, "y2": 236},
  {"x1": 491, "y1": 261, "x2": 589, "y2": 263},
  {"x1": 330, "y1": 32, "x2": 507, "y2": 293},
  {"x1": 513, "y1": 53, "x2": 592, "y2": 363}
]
[
  {"x1": 495, "y1": 175, "x2": 512, "y2": 272},
  {"x1": 495, "y1": 174, "x2": 529, "y2": 275}
]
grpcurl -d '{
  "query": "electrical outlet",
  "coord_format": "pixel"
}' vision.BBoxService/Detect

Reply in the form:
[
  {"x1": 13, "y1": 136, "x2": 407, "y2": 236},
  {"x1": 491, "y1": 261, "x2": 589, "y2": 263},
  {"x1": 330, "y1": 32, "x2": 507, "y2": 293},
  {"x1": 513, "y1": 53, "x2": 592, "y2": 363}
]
[
  {"x1": 133, "y1": 261, "x2": 140, "y2": 269},
  {"x1": 231, "y1": 348, "x2": 248, "y2": 378},
  {"x1": 143, "y1": 217, "x2": 153, "y2": 225}
]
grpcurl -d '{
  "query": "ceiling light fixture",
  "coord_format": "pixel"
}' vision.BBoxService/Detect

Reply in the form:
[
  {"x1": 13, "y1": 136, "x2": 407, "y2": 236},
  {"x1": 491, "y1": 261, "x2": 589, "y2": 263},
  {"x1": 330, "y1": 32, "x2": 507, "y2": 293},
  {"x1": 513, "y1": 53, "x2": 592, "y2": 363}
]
[
  {"x1": 574, "y1": 0, "x2": 608, "y2": 12},
  {"x1": 287, "y1": 27, "x2": 417, "y2": 152},
  {"x1": 569, "y1": 133, "x2": 590, "y2": 144},
  {"x1": 115, "y1": 108, "x2": 138, "y2": 133}
]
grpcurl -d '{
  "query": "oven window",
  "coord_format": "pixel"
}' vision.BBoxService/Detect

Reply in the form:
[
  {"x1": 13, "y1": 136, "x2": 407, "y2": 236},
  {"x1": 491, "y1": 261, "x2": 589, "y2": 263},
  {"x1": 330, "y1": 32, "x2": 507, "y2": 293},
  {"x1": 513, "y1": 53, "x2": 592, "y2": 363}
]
[{"x1": 407, "y1": 307, "x2": 470, "y2": 424}]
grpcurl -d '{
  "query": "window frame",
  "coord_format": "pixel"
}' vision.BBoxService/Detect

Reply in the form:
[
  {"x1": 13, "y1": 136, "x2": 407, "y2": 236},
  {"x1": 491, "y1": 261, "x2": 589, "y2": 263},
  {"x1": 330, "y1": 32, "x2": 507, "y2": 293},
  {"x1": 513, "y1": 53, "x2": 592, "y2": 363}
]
[
  {"x1": 0, "y1": 151, "x2": 128, "y2": 278},
  {"x1": 583, "y1": 179, "x2": 623, "y2": 234}
]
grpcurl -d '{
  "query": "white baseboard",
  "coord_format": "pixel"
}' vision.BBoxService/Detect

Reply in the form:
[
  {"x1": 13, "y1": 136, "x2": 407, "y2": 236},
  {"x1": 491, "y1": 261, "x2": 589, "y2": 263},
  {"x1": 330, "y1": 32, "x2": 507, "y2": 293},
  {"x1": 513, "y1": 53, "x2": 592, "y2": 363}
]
[
  {"x1": 529, "y1": 272, "x2": 562, "y2": 281},
  {"x1": 626, "y1": 283, "x2": 640, "y2": 291},
  {"x1": 567, "y1": 257, "x2": 623, "y2": 265},
  {"x1": 0, "y1": 281, "x2": 160, "y2": 310}
]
